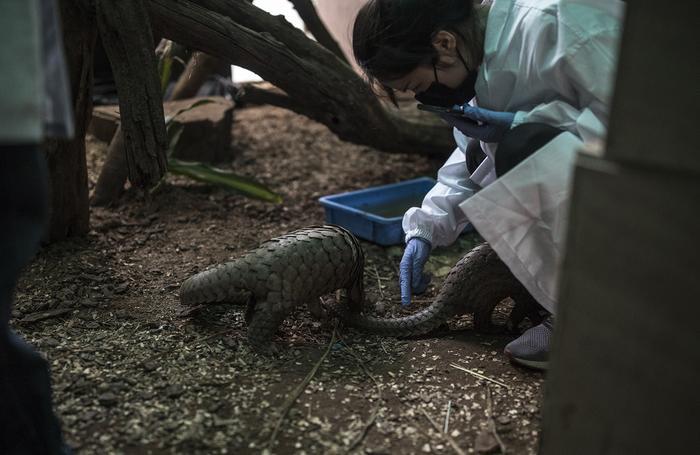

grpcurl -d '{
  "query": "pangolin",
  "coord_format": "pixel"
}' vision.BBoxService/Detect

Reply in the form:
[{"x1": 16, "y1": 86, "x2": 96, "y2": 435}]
[
  {"x1": 179, "y1": 225, "x2": 364, "y2": 350},
  {"x1": 179, "y1": 225, "x2": 542, "y2": 350}
]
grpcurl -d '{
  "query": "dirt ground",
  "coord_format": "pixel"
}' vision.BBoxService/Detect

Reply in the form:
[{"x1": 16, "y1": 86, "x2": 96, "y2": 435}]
[{"x1": 14, "y1": 106, "x2": 545, "y2": 454}]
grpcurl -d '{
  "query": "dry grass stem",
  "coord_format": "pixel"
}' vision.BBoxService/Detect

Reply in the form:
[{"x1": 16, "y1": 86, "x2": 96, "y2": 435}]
[
  {"x1": 267, "y1": 326, "x2": 337, "y2": 449},
  {"x1": 373, "y1": 265, "x2": 386, "y2": 301},
  {"x1": 341, "y1": 340, "x2": 383, "y2": 453},
  {"x1": 449, "y1": 363, "x2": 510, "y2": 390},
  {"x1": 419, "y1": 408, "x2": 466, "y2": 455},
  {"x1": 486, "y1": 385, "x2": 507, "y2": 454},
  {"x1": 444, "y1": 400, "x2": 452, "y2": 434}
]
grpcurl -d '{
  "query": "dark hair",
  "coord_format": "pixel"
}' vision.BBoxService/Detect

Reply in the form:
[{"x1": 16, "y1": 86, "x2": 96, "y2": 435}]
[{"x1": 353, "y1": 0, "x2": 475, "y2": 99}]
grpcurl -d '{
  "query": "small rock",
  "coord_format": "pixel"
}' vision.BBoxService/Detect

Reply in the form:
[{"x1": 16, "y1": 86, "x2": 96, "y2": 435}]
[
  {"x1": 98, "y1": 392, "x2": 118, "y2": 407},
  {"x1": 114, "y1": 283, "x2": 128, "y2": 294},
  {"x1": 79, "y1": 410, "x2": 98, "y2": 422},
  {"x1": 223, "y1": 338, "x2": 238, "y2": 349},
  {"x1": 475, "y1": 429, "x2": 499, "y2": 454},
  {"x1": 165, "y1": 384, "x2": 185, "y2": 398},
  {"x1": 497, "y1": 415, "x2": 512, "y2": 426},
  {"x1": 142, "y1": 360, "x2": 158, "y2": 372},
  {"x1": 421, "y1": 443, "x2": 432, "y2": 453},
  {"x1": 43, "y1": 337, "x2": 60, "y2": 347},
  {"x1": 375, "y1": 301, "x2": 386, "y2": 315},
  {"x1": 81, "y1": 299, "x2": 99, "y2": 308}
]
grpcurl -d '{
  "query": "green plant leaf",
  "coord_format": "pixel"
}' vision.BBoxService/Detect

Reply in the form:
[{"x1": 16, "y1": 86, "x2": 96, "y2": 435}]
[
  {"x1": 157, "y1": 40, "x2": 175, "y2": 96},
  {"x1": 159, "y1": 56, "x2": 173, "y2": 95},
  {"x1": 168, "y1": 159, "x2": 283, "y2": 204},
  {"x1": 165, "y1": 99, "x2": 217, "y2": 125},
  {"x1": 166, "y1": 121, "x2": 185, "y2": 158}
]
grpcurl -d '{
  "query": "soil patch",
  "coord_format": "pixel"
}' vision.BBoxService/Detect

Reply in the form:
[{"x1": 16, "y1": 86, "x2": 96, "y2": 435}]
[{"x1": 14, "y1": 106, "x2": 544, "y2": 454}]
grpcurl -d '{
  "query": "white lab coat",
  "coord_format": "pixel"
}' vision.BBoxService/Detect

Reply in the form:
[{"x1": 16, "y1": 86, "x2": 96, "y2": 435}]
[{"x1": 403, "y1": 0, "x2": 624, "y2": 312}]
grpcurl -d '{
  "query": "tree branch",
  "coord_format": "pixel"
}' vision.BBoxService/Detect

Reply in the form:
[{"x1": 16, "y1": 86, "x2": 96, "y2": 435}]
[
  {"x1": 95, "y1": 0, "x2": 168, "y2": 189},
  {"x1": 235, "y1": 82, "x2": 295, "y2": 111},
  {"x1": 146, "y1": 0, "x2": 453, "y2": 156},
  {"x1": 288, "y1": 0, "x2": 349, "y2": 64}
]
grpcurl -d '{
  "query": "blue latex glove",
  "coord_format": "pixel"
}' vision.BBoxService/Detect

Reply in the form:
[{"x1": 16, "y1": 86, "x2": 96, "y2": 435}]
[
  {"x1": 441, "y1": 104, "x2": 516, "y2": 143},
  {"x1": 400, "y1": 237, "x2": 432, "y2": 307}
]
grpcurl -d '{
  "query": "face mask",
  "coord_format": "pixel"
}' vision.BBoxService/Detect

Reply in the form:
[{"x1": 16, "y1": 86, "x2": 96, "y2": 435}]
[{"x1": 415, "y1": 51, "x2": 478, "y2": 107}]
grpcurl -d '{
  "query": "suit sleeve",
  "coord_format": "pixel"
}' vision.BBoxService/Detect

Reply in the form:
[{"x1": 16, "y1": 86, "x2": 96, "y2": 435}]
[
  {"x1": 511, "y1": 25, "x2": 622, "y2": 143},
  {"x1": 402, "y1": 148, "x2": 480, "y2": 247}
]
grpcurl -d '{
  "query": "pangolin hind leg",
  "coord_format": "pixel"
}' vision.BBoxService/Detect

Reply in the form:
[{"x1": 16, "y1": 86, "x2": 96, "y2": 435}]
[
  {"x1": 468, "y1": 244, "x2": 545, "y2": 333},
  {"x1": 246, "y1": 302, "x2": 289, "y2": 352}
]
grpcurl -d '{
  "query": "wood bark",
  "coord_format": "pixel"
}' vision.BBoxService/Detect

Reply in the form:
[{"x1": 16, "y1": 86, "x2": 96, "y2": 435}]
[
  {"x1": 91, "y1": 124, "x2": 128, "y2": 206},
  {"x1": 170, "y1": 52, "x2": 229, "y2": 101},
  {"x1": 94, "y1": 0, "x2": 168, "y2": 189},
  {"x1": 42, "y1": 0, "x2": 96, "y2": 241},
  {"x1": 237, "y1": 82, "x2": 296, "y2": 112},
  {"x1": 288, "y1": 0, "x2": 348, "y2": 64},
  {"x1": 146, "y1": 0, "x2": 453, "y2": 156}
]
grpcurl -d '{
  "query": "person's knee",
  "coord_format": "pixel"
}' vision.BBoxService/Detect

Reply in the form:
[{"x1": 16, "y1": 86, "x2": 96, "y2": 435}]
[{"x1": 495, "y1": 123, "x2": 564, "y2": 177}]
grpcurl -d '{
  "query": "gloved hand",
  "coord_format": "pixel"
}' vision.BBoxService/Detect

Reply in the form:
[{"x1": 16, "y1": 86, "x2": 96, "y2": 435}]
[
  {"x1": 399, "y1": 237, "x2": 432, "y2": 307},
  {"x1": 441, "y1": 104, "x2": 516, "y2": 143}
]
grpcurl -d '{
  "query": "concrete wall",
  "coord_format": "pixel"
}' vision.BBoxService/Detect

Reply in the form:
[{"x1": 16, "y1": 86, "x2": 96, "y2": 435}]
[{"x1": 314, "y1": 0, "x2": 367, "y2": 71}]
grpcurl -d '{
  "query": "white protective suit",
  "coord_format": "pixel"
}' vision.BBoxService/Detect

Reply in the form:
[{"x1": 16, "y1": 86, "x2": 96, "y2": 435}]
[{"x1": 403, "y1": 0, "x2": 625, "y2": 313}]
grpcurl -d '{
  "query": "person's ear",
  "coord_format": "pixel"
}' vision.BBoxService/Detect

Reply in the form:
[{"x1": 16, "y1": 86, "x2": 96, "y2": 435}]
[{"x1": 431, "y1": 30, "x2": 459, "y2": 67}]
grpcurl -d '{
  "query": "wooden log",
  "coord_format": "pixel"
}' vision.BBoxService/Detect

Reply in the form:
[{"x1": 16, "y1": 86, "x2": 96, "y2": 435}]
[
  {"x1": 91, "y1": 124, "x2": 128, "y2": 207},
  {"x1": 147, "y1": 0, "x2": 453, "y2": 156},
  {"x1": 170, "y1": 52, "x2": 230, "y2": 101},
  {"x1": 236, "y1": 82, "x2": 295, "y2": 112},
  {"x1": 42, "y1": 0, "x2": 95, "y2": 241},
  {"x1": 94, "y1": 0, "x2": 168, "y2": 189}
]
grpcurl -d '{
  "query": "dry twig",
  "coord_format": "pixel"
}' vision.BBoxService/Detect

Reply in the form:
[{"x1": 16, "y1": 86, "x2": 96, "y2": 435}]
[
  {"x1": 449, "y1": 363, "x2": 510, "y2": 390},
  {"x1": 444, "y1": 400, "x2": 452, "y2": 434},
  {"x1": 486, "y1": 385, "x2": 507, "y2": 454},
  {"x1": 267, "y1": 326, "x2": 337, "y2": 449},
  {"x1": 419, "y1": 408, "x2": 466, "y2": 455},
  {"x1": 341, "y1": 340, "x2": 383, "y2": 453},
  {"x1": 373, "y1": 265, "x2": 386, "y2": 301},
  {"x1": 379, "y1": 339, "x2": 389, "y2": 355}
]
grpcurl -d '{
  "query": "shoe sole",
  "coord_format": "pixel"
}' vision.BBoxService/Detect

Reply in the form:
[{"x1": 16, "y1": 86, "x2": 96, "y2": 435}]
[{"x1": 505, "y1": 351, "x2": 548, "y2": 371}]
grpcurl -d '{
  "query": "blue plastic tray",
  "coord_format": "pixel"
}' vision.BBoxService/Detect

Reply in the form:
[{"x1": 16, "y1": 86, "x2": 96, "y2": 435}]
[{"x1": 319, "y1": 177, "x2": 437, "y2": 246}]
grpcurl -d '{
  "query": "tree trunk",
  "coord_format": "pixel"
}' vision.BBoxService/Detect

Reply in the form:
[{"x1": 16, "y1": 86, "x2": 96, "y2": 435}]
[
  {"x1": 147, "y1": 0, "x2": 453, "y2": 156},
  {"x1": 42, "y1": 0, "x2": 96, "y2": 241},
  {"x1": 94, "y1": 0, "x2": 168, "y2": 190}
]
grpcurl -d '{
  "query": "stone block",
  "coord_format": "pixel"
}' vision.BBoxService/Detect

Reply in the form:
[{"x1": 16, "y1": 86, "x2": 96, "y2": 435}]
[
  {"x1": 164, "y1": 97, "x2": 235, "y2": 163},
  {"x1": 88, "y1": 106, "x2": 120, "y2": 143},
  {"x1": 88, "y1": 96, "x2": 235, "y2": 163}
]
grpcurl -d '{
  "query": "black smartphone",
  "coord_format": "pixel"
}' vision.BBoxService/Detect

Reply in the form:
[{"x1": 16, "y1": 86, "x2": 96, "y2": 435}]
[{"x1": 417, "y1": 103, "x2": 465, "y2": 117}]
